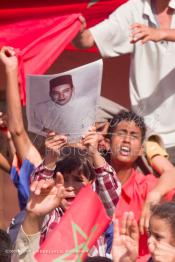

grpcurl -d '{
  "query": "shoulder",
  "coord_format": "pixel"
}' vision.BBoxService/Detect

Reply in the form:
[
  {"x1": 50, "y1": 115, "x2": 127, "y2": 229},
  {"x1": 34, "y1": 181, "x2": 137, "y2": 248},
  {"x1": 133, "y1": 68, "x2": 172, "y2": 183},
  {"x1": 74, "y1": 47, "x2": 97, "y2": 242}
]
[
  {"x1": 133, "y1": 169, "x2": 157, "y2": 185},
  {"x1": 110, "y1": 0, "x2": 144, "y2": 18}
]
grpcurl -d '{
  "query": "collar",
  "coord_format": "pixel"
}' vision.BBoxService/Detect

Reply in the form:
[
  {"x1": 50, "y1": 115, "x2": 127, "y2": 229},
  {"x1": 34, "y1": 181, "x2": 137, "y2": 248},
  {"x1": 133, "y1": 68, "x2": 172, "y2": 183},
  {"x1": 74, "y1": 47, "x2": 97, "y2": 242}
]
[
  {"x1": 121, "y1": 169, "x2": 136, "y2": 200},
  {"x1": 143, "y1": 0, "x2": 157, "y2": 25}
]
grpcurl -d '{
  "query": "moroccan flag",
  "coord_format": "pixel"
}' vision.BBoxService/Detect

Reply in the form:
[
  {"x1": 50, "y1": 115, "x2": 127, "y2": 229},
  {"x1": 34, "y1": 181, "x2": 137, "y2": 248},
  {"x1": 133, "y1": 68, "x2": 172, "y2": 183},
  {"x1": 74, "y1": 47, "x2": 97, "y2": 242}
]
[{"x1": 35, "y1": 185, "x2": 110, "y2": 261}]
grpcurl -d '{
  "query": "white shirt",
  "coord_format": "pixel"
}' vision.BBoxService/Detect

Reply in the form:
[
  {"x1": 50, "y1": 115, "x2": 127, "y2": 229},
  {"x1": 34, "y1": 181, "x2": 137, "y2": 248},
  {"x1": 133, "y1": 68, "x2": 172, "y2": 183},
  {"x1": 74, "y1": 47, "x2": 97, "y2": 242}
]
[
  {"x1": 32, "y1": 97, "x2": 96, "y2": 142},
  {"x1": 90, "y1": 0, "x2": 175, "y2": 148}
]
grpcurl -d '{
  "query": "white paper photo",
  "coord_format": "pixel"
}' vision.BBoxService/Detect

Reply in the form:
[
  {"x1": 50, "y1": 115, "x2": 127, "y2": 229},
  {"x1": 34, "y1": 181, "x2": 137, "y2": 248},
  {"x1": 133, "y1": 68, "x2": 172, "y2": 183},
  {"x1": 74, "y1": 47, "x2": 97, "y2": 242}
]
[{"x1": 26, "y1": 60, "x2": 103, "y2": 142}]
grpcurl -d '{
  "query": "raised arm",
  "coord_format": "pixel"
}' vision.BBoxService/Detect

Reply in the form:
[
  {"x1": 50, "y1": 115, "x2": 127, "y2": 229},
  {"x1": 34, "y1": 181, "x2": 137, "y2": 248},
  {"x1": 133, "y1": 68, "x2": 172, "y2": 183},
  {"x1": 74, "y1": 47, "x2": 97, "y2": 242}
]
[
  {"x1": 140, "y1": 155, "x2": 175, "y2": 234},
  {"x1": 0, "y1": 46, "x2": 42, "y2": 167},
  {"x1": 82, "y1": 129, "x2": 121, "y2": 217}
]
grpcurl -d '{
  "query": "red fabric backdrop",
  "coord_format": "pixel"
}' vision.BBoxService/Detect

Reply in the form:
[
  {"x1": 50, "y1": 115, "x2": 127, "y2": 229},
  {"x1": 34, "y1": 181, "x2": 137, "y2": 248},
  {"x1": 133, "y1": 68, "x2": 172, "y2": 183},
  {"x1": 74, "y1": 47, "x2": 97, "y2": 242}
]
[{"x1": 0, "y1": 0, "x2": 127, "y2": 104}]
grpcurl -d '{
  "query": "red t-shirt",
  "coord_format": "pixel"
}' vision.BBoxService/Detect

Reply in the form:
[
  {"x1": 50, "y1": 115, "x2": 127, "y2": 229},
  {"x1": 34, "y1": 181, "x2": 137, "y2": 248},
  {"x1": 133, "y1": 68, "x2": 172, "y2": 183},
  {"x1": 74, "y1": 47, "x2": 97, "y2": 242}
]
[{"x1": 115, "y1": 169, "x2": 157, "y2": 261}]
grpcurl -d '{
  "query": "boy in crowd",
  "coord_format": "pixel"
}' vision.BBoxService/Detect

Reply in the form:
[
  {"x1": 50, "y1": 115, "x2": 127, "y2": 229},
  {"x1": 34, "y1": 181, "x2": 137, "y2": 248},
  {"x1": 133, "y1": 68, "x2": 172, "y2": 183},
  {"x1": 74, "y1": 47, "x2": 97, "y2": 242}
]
[{"x1": 106, "y1": 110, "x2": 159, "y2": 260}]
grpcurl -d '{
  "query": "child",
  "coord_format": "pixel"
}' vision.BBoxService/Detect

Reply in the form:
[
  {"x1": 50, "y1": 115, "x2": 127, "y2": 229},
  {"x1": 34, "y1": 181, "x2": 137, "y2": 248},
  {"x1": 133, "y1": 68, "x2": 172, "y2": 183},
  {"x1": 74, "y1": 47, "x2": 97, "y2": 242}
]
[
  {"x1": 112, "y1": 201, "x2": 175, "y2": 262},
  {"x1": 13, "y1": 145, "x2": 120, "y2": 260}
]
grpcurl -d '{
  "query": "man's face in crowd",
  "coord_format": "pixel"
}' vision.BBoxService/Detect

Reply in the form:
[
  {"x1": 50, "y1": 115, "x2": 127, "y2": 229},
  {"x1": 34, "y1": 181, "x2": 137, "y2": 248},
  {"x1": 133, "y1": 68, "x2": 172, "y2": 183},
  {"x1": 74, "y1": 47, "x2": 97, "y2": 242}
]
[
  {"x1": 50, "y1": 84, "x2": 73, "y2": 105},
  {"x1": 110, "y1": 120, "x2": 143, "y2": 166}
]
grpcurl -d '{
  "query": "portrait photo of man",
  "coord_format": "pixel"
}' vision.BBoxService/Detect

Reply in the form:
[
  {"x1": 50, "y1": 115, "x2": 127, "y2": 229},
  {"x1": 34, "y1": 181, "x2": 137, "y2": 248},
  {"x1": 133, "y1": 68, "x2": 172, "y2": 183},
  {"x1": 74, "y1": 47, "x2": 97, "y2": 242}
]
[
  {"x1": 49, "y1": 75, "x2": 73, "y2": 106},
  {"x1": 26, "y1": 60, "x2": 103, "y2": 142}
]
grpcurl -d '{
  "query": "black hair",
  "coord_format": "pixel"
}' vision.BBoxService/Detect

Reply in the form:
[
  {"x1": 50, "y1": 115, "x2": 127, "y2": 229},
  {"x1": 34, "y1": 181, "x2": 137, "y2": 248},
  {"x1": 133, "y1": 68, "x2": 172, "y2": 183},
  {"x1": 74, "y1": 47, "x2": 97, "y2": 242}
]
[
  {"x1": 0, "y1": 229, "x2": 12, "y2": 262},
  {"x1": 108, "y1": 110, "x2": 146, "y2": 142},
  {"x1": 54, "y1": 146, "x2": 95, "y2": 181},
  {"x1": 85, "y1": 257, "x2": 112, "y2": 262},
  {"x1": 151, "y1": 201, "x2": 175, "y2": 240}
]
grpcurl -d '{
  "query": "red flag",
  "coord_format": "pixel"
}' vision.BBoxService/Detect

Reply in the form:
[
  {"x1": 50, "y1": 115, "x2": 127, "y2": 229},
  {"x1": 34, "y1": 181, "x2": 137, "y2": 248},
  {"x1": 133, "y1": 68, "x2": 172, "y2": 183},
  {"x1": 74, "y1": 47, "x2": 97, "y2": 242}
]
[
  {"x1": 0, "y1": 14, "x2": 81, "y2": 105},
  {"x1": 0, "y1": 1, "x2": 127, "y2": 104},
  {"x1": 35, "y1": 185, "x2": 110, "y2": 261}
]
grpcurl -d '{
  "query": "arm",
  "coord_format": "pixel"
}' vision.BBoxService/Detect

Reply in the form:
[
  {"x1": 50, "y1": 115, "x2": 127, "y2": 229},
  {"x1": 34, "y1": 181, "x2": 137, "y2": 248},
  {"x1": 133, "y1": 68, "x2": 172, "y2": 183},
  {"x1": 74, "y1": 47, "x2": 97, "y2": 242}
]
[
  {"x1": 0, "y1": 47, "x2": 42, "y2": 167},
  {"x1": 0, "y1": 153, "x2": 11, "y2": 173},
  {"x1": 131, "y1": 23, "x2": 175, "y2": 44},
  {"x1": 0, "y1": 112, "x2": 16, "y2": 172},
  {"x1": 140, "y1": 155, "x2": 175, "y2": 234},
  {"x1": 72, "y1": 16, "x2": 95, "y2": 49},
  {"x1": 82, "y1": 129, "x2": 121, "y2": 217},
  {"x1": 14, "y1": 173, "x2": 65, "y2": 260}
]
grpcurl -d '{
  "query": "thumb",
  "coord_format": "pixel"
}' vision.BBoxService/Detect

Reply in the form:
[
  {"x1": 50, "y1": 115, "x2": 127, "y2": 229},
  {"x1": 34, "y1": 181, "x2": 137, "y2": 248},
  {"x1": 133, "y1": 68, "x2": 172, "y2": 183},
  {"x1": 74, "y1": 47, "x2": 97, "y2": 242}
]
[{"x1": 55, "y1": 172, "x2": 64, "y2": 185}]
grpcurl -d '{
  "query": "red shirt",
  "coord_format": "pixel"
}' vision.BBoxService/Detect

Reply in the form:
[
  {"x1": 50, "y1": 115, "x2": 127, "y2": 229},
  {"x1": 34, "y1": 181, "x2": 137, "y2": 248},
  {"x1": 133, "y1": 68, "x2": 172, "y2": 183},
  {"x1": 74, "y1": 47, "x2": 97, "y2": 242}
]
[{"x1": 115, "y1": 169, "x2": 157, "y2": 261}]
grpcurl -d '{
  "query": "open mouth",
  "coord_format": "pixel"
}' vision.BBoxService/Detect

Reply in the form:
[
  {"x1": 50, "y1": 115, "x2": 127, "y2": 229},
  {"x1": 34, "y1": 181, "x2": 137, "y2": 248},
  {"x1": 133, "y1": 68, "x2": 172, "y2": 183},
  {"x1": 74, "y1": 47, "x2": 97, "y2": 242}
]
[
  {"x1": 120, "y1": 146, "x2": 131, "y2": 156},
  {"x1": 65, "y1": 197, "x2": 75, "y2": 203}
]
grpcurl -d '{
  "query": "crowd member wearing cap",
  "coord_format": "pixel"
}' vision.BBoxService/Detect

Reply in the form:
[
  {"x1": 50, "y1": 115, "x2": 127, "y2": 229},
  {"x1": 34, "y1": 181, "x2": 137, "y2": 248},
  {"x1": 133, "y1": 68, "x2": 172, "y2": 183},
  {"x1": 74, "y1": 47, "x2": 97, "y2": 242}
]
[
  {"x1": 49, "y1": 75, "x2": 74, "y2": 106},
  {"x1": 1, "y1": 47, "x2": 121, "y2": 260},
  {"x1": 32, "y1": 73, "x2": 95, "y2": 138},
  {"x1": 33, "y1": 74, "x2": 74, "y2": 132}
]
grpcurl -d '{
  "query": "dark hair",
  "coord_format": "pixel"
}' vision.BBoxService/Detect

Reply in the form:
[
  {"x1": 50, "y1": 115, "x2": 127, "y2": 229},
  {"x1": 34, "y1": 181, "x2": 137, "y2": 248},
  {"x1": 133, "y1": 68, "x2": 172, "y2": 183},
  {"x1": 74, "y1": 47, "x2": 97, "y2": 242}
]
[
  {"x1": 151, "y1": 201, "x2": 175, "y2": 239},
  {"x1": 0, "y1": 229, "x2": 12, "y2": 262},
  {"x1": 54, "y1": 147, "x2": 95, "y2": 181},
  {"x1": 85, "y1": 257, "x2": 112, "y2": 262},
  {"x1": 108, "y1": 110, "x2": 146, "y2": 142}
]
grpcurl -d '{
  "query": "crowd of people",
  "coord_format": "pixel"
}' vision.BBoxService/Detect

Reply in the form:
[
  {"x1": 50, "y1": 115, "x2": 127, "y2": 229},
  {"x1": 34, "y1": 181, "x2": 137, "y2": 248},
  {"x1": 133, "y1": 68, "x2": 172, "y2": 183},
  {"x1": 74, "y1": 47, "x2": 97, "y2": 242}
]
[{"x1": 1, "y1": 0, "x2": 175, "y2": 261}]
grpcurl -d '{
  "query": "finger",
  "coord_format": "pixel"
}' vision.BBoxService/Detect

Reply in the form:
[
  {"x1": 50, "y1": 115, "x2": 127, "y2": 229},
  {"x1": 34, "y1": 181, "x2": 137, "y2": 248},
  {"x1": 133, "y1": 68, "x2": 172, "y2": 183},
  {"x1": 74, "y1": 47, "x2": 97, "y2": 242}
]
[
  {"x1": 1, "y1": 46, "x2": 15, "y2": 56},
  {"x1": 130, "y1": 23, "x2": 143, "y2": 28},
  {"x1": 130, "y1": 218, "x2": 139, "y2": 241},
  {"x1": 126, "y1": 211, "x2": 134, "y2": 235},
  {"x1": 82, "y1": 131, "x2": 97, "y2": 140},
  {"x1": 47, "y1": 131, "x2": 56, "y2": 137},
  {"x1": 79, "y1": 15, "x2": 87, "y2": 30},
  {"x1": 139, "y1": 215, "x2": 145, "y2": 235},
  {"x1": 142, "y1": 36, "x2": 150, "y2": 44},
  {"x1": 139, "y1": 205, "x2": 151, "y2": 234},
  {"x1": 30, "y1": 180, "x2": 39, "y2": 192},
  {"x1": 148, "y1": 239, "x2": 157, "y2": 253},
  {"x1": 121, "y1": 212, "x2": 128, "y2": 235},
  {"x1": 46, "y1": 135, "x2": 67, "y2": 143},
  {"x1": 113, "y1": 218, "x2": 120, "y2": 241},
  {"x1": 131, "y1": 32, "x2": 147, "y2": 43},
  {"x1": 88, "y1": 126, "x2": 96, "y2": 132},
  {"x1": 55, "y1": 172, "x2": 64, "y2": 185},
  {"x1": 35, "y1": 179, "x2": 50, "y2": 195}
]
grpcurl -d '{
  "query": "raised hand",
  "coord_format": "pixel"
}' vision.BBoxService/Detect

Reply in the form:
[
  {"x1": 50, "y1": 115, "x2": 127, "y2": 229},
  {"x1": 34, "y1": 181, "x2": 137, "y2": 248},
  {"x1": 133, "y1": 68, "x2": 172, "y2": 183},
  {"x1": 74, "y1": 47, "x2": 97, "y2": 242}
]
[
  {"x1": 27, "y1": 172, "x2": 65, "y2": 217},
  {"x1": 139, "y1": 191, "x2": 162, "y2": 235},
  {"x1": 79, "y1": 15, "x2": 87, "y2": 33},
  {"x1": 0, "y1": 46, "x2": 18, "y2": 72},
  {"x1": 44, "y1": 131, "x2": 67, "y2": 168},
  {"x1": 112, "y1": 212, "x2": 139, "y2": 262},
  {"x1": 81, "y1": 127, "x2": 99, "y2": 156},
  {"x1": 45, "y1": 131, "x2": 67, "y2": 154}
]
